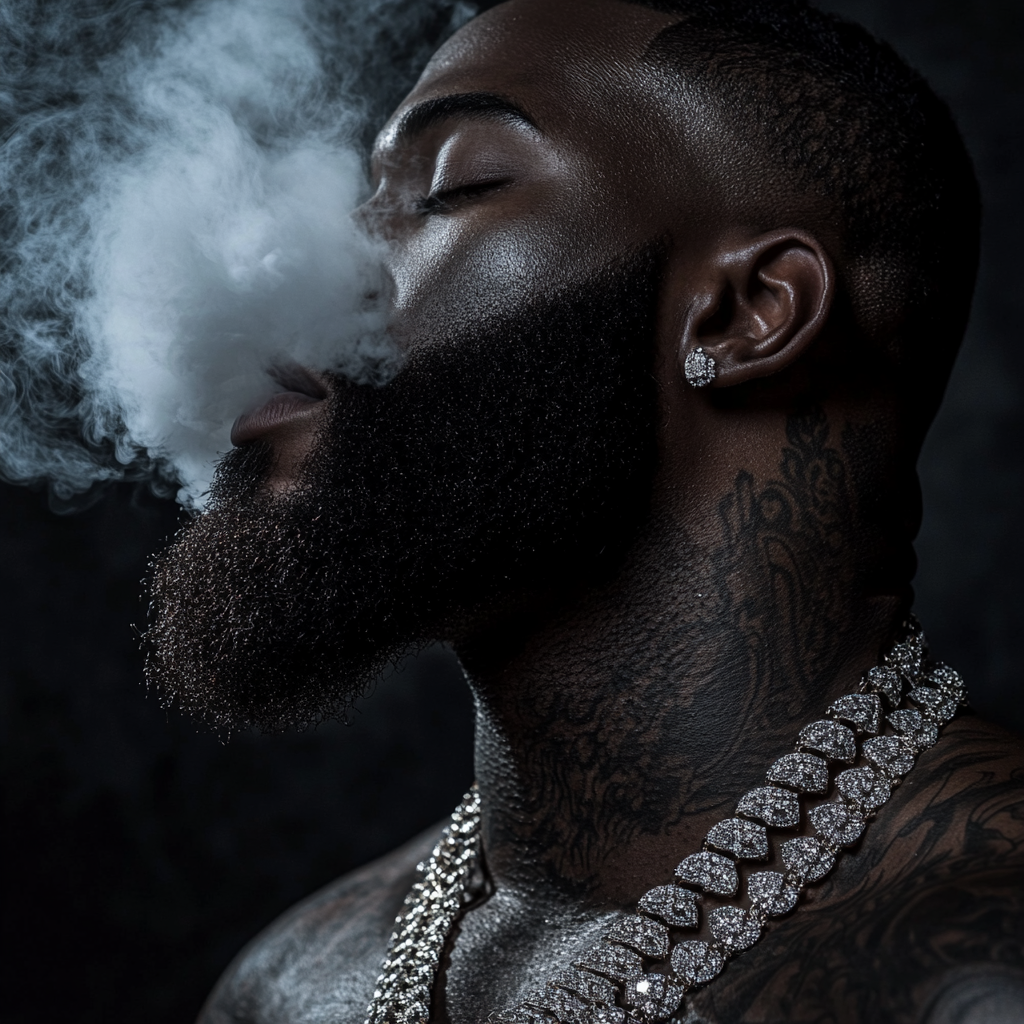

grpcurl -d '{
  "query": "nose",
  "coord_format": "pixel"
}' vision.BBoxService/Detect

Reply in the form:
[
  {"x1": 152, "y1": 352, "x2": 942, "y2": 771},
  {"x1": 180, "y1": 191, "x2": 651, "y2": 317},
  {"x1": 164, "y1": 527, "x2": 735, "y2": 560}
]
[
  {"x1": 356, "y1": 176, "x2": 406, "y2": 245},
  {"x1": 353, "y1": 191, "x2": 381, "y2": 238}
]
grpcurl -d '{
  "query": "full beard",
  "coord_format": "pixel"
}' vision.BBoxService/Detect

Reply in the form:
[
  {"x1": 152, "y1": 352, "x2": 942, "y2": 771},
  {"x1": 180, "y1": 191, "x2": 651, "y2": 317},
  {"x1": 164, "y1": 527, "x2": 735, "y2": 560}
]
[{"x1": 144, "y1": 249, "x2": 661, "y2": 732}]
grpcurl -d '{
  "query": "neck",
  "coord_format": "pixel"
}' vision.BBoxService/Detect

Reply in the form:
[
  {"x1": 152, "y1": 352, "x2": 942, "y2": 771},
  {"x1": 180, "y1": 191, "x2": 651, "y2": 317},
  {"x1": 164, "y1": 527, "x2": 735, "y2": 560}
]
[{"x1": 455, "y1": 405, "x2": 907, "y2": 907}]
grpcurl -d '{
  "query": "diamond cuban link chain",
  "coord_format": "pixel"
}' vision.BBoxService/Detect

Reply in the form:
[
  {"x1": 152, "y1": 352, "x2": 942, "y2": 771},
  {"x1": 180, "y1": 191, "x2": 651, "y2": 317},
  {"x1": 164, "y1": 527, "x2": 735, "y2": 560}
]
[{"x1": 363, "y1": 620, "x2": 967, "y2": 1024}]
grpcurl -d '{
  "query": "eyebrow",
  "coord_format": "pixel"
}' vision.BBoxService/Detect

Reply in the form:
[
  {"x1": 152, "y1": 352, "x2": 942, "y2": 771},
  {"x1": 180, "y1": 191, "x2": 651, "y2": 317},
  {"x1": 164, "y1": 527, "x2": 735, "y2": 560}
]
[{"x1": 392, "y1": 91, "x2": 540, "y2": 143}]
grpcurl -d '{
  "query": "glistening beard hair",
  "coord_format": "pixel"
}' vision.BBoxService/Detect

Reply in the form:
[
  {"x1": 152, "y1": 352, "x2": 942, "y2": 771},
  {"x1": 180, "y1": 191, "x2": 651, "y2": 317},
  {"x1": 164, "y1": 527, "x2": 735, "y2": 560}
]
[{"x1": 144, "y1": 249, "x2": 661, "y2": 732}]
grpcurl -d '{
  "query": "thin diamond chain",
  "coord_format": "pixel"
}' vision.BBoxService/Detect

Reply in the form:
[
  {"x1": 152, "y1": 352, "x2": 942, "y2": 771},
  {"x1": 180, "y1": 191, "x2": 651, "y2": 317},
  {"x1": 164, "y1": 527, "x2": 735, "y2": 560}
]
[
  {"x1": 365, "y1": 786, "x2": 485, "y2": 1024},
  {"x1": 363, "y1": 619, "x2": 967, "y2": 1024}
]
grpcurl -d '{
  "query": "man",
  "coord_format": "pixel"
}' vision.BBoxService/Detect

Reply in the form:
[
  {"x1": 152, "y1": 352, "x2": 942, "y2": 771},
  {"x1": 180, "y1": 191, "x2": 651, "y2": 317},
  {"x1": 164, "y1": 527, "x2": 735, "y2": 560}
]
[{"x1": 149, "y1": 0, "x2": 1024, "y2": 1021}]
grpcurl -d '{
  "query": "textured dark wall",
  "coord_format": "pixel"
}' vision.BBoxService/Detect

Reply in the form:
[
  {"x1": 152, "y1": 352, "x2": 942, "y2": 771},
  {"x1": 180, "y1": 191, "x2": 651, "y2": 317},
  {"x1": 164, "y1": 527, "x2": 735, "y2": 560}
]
[{"x1": 1, "y1": 2, "x2": 1021, "y2": 1022}]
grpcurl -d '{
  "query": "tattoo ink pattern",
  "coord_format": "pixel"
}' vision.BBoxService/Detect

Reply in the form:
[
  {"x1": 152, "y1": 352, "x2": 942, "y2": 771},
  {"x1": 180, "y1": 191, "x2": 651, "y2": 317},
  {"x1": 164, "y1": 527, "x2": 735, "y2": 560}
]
[
  {"x1": 473, "y1": 408, "x2": 874, "y2": 882},
  {"x1": 711, "y1": 408, "x2": 861, "y2": 720}
]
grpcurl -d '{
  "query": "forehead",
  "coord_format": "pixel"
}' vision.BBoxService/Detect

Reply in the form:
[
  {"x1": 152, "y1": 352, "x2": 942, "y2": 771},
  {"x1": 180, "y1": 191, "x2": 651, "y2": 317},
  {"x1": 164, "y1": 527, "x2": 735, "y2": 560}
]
[{"x1": 376, "y1": 0, "x2": 680, "y2": 159}]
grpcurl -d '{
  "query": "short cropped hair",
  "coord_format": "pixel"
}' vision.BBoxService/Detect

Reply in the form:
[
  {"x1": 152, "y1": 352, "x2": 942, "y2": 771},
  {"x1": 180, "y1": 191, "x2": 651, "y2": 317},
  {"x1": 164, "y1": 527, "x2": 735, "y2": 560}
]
[{"x1": 627, "y1": 0, "x2": 980, "y2": 429}]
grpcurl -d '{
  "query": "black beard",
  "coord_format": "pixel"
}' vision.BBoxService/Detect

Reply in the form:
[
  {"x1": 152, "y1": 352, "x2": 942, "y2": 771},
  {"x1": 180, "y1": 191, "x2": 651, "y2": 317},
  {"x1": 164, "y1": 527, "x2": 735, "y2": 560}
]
[{"x1": 144, "y1": 249, "x2": 661, "y2": 732}]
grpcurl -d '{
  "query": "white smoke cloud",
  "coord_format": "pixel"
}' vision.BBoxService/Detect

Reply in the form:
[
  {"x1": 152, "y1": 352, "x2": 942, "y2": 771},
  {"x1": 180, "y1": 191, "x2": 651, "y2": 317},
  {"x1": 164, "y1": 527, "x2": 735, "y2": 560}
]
[{"x1": 0, "y1": 0, "x2": 473, "y2": 508}]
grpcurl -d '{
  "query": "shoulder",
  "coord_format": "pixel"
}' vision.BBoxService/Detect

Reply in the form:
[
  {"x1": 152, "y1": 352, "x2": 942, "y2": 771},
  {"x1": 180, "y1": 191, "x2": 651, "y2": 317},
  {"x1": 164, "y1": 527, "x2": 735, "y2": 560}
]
[
  {"x1": 695, "y1": 714, "x2": 1024, "y2": 1024},
  {"x1": 196, "y1": 825, "x2": 441, "y2": 1024},
  {"x1": 854, "y1": 714, "x2": 1024, "y2": 1020},
  {"x1": 879, "y1": 713, "x2": 1024, "y2": 883},
  {"x1": 881, "y1": 715, "x2": 1024, "y2": 1018}
]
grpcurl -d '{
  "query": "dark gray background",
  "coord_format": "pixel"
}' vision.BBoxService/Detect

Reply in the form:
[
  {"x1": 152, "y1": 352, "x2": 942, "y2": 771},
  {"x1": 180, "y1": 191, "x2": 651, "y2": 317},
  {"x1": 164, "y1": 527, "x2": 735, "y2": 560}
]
[{"x1": 1, "y1": 2, "x2": 1020, "y2": 1022}]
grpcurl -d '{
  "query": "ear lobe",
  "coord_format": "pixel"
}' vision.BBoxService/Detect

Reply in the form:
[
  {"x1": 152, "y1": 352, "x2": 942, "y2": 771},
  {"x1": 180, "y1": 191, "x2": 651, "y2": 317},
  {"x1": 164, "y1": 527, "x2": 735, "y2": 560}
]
[{"x1": 679, "y1": 229, "x2": 834, "y2": 388}]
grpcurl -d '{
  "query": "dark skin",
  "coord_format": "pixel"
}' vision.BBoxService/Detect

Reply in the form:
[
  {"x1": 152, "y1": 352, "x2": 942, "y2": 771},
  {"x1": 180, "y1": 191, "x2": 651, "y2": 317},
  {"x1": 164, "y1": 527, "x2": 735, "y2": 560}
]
[{"x1": 198, "y1": 1, "x2": 1024, "y2": 1022}]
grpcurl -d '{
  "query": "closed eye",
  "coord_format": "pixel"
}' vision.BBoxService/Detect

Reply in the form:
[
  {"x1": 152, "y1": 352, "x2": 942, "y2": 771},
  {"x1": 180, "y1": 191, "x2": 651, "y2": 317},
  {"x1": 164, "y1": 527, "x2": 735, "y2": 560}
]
[{"x1": 416, "y1": 178, "x2": 510, "y2": 215}]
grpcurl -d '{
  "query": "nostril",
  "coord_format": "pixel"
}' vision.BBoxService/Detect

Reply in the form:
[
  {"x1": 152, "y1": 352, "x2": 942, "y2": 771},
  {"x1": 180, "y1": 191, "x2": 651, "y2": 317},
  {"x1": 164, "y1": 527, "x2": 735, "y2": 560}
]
[
  {"x1": 353, "y1": 191, "x2": 386, "y2": 231},
  {"x1": 268, "y1": 361, "x2": 329, "y2": 400}
]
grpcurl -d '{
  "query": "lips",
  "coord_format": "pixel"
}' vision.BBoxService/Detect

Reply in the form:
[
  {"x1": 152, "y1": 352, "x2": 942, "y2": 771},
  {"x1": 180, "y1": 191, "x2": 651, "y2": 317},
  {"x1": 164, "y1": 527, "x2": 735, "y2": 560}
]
[{"x1": 231, "y1": 363, "x2": 328, "y2": 446}]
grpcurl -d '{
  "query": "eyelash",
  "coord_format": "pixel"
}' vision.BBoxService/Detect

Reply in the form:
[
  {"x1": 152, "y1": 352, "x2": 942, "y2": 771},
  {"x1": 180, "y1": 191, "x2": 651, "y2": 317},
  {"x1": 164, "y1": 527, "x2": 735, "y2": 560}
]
[{"x1": 415, "y1": 179, "x2": 509, "y2": 215}]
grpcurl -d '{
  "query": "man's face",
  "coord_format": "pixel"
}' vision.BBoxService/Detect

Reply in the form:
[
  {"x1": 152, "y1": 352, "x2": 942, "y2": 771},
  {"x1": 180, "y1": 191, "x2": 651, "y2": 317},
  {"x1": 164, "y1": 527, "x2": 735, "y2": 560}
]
[
  {"x1": 371, "y1": 0, "x2": 687, "y2": 361},
  {"x1": 144, "y1": 0, "x2": 700, "y2": 731}
]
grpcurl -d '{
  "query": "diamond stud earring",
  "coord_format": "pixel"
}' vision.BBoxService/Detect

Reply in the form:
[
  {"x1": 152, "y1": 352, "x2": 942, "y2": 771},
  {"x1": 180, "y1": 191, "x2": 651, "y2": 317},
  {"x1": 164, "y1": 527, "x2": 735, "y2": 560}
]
[{"x1": 684, "y1": 346, "x2": 717, "y2": 388}]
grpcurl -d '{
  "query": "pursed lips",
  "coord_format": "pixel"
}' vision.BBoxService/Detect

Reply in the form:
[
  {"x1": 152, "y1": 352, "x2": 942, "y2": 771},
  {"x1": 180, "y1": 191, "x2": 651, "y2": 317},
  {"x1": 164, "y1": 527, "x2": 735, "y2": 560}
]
[{"x1": 230, "y1": 363, "x2": 328, "y2": 446}]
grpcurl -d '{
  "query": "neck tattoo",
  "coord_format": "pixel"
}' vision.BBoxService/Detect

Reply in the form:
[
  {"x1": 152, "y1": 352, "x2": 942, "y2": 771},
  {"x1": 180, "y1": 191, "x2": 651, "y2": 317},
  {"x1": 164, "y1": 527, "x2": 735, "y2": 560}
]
[{"x1": 364, "y1": 619, "x2": 966, "y2": 1024}]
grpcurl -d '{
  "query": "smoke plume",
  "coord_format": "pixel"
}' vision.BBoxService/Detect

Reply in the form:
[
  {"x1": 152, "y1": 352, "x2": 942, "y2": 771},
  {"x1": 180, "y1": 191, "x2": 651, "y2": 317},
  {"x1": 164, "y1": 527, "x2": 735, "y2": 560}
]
[{"x1": 0, "y1": 0, "x2": 473, "y2": 507}]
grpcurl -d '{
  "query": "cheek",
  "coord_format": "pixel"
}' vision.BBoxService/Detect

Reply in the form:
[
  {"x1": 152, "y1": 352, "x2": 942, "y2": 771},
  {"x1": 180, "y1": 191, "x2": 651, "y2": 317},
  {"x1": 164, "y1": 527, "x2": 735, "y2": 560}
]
[
  {"x1": 393, "y1": 220, "x2": 548, "y2": 321},
  {"x1": 386, "y1": 194, "x2": 620, "y2": 341}
]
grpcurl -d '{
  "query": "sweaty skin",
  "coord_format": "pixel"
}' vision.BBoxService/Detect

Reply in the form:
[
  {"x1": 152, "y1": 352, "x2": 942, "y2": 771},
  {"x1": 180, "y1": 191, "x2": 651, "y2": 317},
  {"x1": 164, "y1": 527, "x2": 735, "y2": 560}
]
[{"x1": 197, "y1": 2, "x2": 1024, "y2": 1022}]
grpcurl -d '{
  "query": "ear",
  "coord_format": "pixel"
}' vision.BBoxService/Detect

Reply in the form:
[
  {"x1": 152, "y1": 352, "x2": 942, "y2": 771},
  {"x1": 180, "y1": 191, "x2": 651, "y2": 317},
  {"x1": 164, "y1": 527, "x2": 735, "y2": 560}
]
[{"x1": 677, "y1": 229, "x2": 834, "y2": 387}]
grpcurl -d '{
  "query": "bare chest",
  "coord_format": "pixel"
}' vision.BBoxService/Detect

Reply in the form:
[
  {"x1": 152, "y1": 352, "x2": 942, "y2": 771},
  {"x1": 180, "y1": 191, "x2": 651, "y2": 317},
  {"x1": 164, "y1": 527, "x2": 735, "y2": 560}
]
[
  {"x1": 440, "y1": 893, "x2": 871, "y2": 1024},
  {"x1": 439, "y1": 873, "x2": 958, "y2": 1024}
]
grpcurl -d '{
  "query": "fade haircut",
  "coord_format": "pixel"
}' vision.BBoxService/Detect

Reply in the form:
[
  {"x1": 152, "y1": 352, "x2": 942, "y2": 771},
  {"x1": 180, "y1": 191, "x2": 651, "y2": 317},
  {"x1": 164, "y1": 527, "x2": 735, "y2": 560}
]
[{"x1": 627, "y1": 0, "x2": 981, "y2": 432}]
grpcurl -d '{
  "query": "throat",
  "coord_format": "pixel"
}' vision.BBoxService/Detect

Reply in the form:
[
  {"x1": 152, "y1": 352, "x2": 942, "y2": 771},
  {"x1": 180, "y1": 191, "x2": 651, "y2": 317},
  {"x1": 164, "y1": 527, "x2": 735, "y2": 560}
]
[
  {"x1": 374, "y1": 616, "x2": 959, "y2": 1024},
  {"x1": 461, "y1": 563, "x2": 898, "y2": 908},
  {"x1": 456, "y1": 408, "x2": 906, "y2": 906}
]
